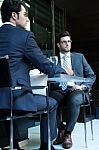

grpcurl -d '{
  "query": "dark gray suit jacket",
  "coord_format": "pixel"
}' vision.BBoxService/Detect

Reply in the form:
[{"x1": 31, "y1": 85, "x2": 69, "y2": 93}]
[{"x1": 54, "y1": 52, "x2": 96, "y2": 89}]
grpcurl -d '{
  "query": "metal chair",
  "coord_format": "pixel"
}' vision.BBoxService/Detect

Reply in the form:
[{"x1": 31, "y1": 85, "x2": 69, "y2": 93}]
[
  {"x1": 59, "y1": 90, "x2": 94, "y2": 148},
  {"x1": 0, "y1": 55, "x2": 51, "y2": 150},
  {"x1": 78, "y1": 90, "x2": 94, "y2": 148}
]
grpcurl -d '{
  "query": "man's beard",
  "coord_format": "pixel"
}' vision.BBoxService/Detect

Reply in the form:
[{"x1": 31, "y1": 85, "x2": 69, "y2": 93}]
[{"x1": 61, "y1": 49, "x2": 70, "y2": 53}]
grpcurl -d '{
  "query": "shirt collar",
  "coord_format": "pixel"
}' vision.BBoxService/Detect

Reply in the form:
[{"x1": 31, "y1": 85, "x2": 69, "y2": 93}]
[
  {"x1": 60, "y1": 52, "x2": 71, "y2": 59},
  {"x1": 3, "y1": 22, "x2": 16, "y2": 27}
]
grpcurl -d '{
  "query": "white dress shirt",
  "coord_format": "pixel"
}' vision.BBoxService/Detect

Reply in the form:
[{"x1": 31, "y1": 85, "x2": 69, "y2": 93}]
[{"x1": 60, "y1": 52, "x2": 72, "y2": 69}]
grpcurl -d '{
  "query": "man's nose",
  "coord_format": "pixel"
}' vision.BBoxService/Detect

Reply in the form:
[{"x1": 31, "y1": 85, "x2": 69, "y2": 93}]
[{"x1": 26, "y1": 17, "x2": 30, "y2": 22}]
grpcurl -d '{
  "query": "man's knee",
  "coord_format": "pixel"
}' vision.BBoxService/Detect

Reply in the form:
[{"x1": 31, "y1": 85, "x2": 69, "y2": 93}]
[
  {"x1": 48, "y1": 97, "x2": 58, "y2": 110},
  {"x1": 69, "y1": 94, "x2": 83, "y2": 105}
]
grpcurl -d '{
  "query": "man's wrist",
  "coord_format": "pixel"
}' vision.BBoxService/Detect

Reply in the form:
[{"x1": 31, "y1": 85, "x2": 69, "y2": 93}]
[{"x1": 81, "y1": 84, "x2": 87, "y2": 90}]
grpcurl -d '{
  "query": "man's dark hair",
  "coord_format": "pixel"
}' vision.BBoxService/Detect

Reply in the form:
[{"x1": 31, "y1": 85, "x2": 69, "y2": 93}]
[
  {"x1": 56, "y1": 31, "x2": 71, "y2": 43},
  {"x1": 1, "y1": 0, "x2": 27, "y2": 23}
]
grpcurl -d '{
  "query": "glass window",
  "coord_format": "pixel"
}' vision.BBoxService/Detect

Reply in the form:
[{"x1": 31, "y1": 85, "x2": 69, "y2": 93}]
[{"x1": 25, "y1": 0, "x2": 63, "y2": 56}]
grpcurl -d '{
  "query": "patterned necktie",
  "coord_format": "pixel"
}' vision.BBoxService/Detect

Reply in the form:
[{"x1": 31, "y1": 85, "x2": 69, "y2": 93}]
[
  {"x1": 60, "y1": 55, "x2": 70, "y2": 90},
  {"x1": 63, "y1": 55, "x2": 71, "y2": 69}
]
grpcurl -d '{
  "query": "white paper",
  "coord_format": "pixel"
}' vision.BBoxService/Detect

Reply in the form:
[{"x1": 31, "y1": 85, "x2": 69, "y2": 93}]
[{"x1": 29, "y1": 70, "x2": 48, "y2": 95}]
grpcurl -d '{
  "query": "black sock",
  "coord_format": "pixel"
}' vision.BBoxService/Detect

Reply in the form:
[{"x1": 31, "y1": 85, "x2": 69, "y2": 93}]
[
  {"x1": 58, "y1": 122, "x2": 66, "y2": 131},
  {"x1": 64, "y1": 130, "x2": 71, "y2": 135}
]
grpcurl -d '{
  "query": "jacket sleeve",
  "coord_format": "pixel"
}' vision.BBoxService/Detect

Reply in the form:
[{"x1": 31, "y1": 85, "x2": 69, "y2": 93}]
[
  {"x1": 82, "y1": 54, "x2": 96, "y2": 89},
  {"x1": 24, "y1": 32, "x2": 66, "y2": 77}
]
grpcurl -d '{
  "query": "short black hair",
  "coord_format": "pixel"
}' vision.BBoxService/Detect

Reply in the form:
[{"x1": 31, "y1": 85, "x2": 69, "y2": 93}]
[
  {"x1": 1, "y1": 0, "x2": 27, "y2": 23},
  {"x1": 56, "y1": 31, "x2": 71, "y2": 43}
]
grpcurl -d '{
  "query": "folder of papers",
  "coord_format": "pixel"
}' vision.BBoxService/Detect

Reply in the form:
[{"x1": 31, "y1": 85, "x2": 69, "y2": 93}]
[{"x1": 29, "y1": 69, "x2": 48, "y2": 95}]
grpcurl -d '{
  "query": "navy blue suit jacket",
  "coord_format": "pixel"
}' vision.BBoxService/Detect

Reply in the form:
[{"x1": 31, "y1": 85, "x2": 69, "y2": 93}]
[{"x1": 0, "y1": 24, "x2": 65, "y2": 111}]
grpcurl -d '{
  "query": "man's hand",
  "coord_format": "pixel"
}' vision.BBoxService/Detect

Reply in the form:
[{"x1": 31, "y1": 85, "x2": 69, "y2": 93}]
[
  {"x1": 66, "y1": 68, "x2": 74, "y2": 76},
  {"x1": 71, "y1": 85, "x2": 85, "y2": 91}
]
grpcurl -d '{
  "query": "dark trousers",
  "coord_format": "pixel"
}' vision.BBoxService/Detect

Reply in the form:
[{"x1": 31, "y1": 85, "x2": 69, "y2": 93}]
[{"x1": 49, "y1": 90, "x2": 85, "y2": 132}]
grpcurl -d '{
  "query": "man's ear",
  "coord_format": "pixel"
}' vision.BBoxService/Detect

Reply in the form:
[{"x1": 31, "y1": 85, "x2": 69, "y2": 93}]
[
  {"x1": 11, "y1": 12, "x2": 17, "y2": 21},
  {"x1": 57, "y1": 43, "x2": 60, "y2": 48}
]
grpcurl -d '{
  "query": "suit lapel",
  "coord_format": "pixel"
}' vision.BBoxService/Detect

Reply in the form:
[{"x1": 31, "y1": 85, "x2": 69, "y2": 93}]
[
  {"x1": 71, "y1": 53, "x2": 75, "y2": 70},
  {"x1": 57, "y1": 54, "x2": 61, "y2": 66}
]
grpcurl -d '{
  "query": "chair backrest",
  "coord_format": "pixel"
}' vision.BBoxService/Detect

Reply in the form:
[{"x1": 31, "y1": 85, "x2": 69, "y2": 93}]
[{"x1": 0, "y1": 55, "x2": 12, "y2": 87}]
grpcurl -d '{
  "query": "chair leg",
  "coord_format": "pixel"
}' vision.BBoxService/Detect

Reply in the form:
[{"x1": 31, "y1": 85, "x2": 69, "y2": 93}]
[
  {"x1": 82, "y1": 91, "x2": 94, "y2": 148},
  {"x1": 90, "y1": 119, "x2": 94, "y2": 140},
  {"x1": 83, "y1": 104, "x2": 87, "y2": 148},
  {"x1": 46, "y1": 88, "x2": 51, "y2": 150},
  {"x1": 84, "y1": 121, "x2": 87, "y2": 148},
  {"x1": 82, "y1": 92, "x2": 87, "y2": 148},
  {"x1": 48, "y1": 112, "x2": 51, "y2": 150},
  {"x1": 10, "y1": 89, "x2": 13, "y2": 150},
  {"x1": 10, "y1": 117, "x2": 13, "y2": 150},
  {"x1": 89, "y1": 101, "x2": 94, "y2": 140}
]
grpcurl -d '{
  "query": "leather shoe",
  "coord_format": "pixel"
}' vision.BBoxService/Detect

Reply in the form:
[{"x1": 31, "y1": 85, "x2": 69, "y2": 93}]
[
  {"x1": 62, "y1": 134, "x2": 73, "y2": 149},
  {"x1": 53, "y1": 130, "x2": 64, "y2": 145}
]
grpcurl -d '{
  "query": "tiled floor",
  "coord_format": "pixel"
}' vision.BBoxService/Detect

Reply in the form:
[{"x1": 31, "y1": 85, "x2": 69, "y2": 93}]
[{"x1": 20, "y1": 119, "x2": 99, "y2": 150}]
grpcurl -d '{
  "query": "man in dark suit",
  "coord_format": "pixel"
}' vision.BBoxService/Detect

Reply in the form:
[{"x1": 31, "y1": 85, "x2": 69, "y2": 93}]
[
  {"x1": 49, "y1": 31, "x2": 96, "y2": 149},
  {"x1": 0, "y1": 0, "x2": 67, "y2": 150}
]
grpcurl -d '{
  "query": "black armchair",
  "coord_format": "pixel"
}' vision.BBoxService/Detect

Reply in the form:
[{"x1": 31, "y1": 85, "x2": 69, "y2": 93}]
[{"x1": 0, "y1": 55, "x2": 51, "y2": 150}]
